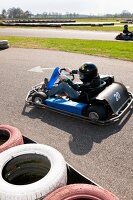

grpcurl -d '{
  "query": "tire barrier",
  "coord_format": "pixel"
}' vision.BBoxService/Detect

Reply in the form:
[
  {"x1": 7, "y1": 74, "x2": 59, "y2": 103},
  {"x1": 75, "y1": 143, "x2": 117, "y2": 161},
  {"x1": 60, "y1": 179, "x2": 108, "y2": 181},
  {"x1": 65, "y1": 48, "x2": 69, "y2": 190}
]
[
  {"x1": 0, "y1": 126, "x2": 119, "y2": 200},
  {"x1": 44, "y1": 184, "x2": 119, "y2": 200},
  {"x1": 3, "y1": 19, "x2": 76, "y2": 23},
  {"x1": 0, "y1": 22, "x2": 114, "y2": 27},
  {"x1": 1, "y1": 22, "x2": 61, "y2": 27},
  {"x1": 0, "y1": 143, "x2": 67, "y2": 200},
  {"x1": 0, "y1": 124, "x2": 24, "y2": 153},
  {"x1": 120, "y1": 20, "x2": 133, "y2": 24},
  {"x1": 0, "y1": 40, "x2": 9, "y2": 50},
  {"x1": 62, "y1": 23, "x2": 114, "y2": 26}
]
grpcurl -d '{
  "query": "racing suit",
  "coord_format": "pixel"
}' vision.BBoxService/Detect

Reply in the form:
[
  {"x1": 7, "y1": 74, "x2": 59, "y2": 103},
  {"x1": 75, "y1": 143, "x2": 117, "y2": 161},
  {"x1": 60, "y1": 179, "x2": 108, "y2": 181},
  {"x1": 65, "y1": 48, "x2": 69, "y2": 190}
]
[
  {"x1": 123, "y1": 27, "x2": 133, "y2": 36},
  {"x1": 48, "y1": 69, "x2": 101, "y2": 99}
]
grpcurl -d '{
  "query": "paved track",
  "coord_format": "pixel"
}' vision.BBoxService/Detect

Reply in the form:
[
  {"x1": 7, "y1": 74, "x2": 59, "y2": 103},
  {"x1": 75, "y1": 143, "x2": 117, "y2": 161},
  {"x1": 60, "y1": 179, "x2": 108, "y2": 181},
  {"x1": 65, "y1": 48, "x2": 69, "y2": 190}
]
[
  {"x1": 0, "y1": 27, "x2": 117, "y2": 40},
  {"x1": 0, "y1": 47, "x2": 132, "y2": 200}
]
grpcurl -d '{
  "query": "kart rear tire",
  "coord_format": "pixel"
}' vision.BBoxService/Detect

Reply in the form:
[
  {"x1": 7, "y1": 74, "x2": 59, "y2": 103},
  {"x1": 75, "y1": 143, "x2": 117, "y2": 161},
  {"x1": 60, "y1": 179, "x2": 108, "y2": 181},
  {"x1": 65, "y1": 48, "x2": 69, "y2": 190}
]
[
  {"x1": 32, "y1": 92, "x2": 47, "y2": 105},
  {"x1": 0, "y1": 144, "x2": 67, "y2": 200},
  {"x1": 87, "y1": 103, "x2": 108, "y2": 121},
  {"x1": 44, "y1": 184, "x2": 119, "y2": 200},
  {"x1": 0, "y1": 125, "x2": 24, "y2": 153}
]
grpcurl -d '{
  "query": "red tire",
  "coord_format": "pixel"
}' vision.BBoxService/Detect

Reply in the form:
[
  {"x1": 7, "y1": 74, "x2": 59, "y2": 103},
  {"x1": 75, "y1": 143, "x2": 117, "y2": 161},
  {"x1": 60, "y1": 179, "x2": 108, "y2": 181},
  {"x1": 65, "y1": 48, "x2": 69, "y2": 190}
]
[
  {"x1": 44, "y1": 184, "x2": 119, "y2": 200},
  {"x1": 0, "y1": 125, "x2": 24, "y2": 153}
]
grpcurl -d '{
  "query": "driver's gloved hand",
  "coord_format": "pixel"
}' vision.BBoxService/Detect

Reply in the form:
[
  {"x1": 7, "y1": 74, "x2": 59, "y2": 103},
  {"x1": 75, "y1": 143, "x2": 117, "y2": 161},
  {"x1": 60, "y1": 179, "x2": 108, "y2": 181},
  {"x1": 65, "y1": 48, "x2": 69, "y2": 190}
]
[{"x1": 71, "y1": 70, "x2": 78, "y2": 74}]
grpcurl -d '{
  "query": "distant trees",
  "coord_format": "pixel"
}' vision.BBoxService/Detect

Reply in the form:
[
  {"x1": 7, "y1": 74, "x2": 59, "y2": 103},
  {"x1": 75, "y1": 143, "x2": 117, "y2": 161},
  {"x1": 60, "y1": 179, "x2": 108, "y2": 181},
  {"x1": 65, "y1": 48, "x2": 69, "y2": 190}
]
[
  {"x1": 7, "y1": 8, "x2": 23, "y2": 18},
  {"x1": 1, "y1": 9, "x2": 7, "y2": 18},
  {"x1": 0, "y1": 7, "x2": 133, "y2": 19},
  {"x1": 23, "y1": 10, "x2": 32, "y2": 18},
  {"x1": 121, "y1": 10, "x2": 132, "y2": 18},
  {"x1": 35, "y1": 11, "x2": 79, "y2": 19},
  {"x1": 105, "y1": 10, "x2": 133, "y2": 18},
  {"x1": 0, "y1": 7, "x2": 32, "y2": 19},
  {"x1": 0, "y1": 7, "x2": 80, "y2": 19}
]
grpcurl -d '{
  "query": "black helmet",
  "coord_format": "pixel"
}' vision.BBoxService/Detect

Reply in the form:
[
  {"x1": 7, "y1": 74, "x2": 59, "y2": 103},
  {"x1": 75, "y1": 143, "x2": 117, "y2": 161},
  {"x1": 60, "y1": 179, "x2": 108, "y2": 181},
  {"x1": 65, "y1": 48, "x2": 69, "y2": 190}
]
[
  {"x1": 79, "y1": 62, "x2": 98, "y2": 82},
  {"x1": 124, "y1": 24, "x2": 128, "y2": 29}
]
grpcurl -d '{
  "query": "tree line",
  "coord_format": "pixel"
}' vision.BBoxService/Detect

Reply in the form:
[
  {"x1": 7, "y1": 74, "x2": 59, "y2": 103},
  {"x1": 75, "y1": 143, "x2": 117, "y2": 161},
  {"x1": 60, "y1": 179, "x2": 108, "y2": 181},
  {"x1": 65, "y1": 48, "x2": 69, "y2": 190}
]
[
  {"x1": 0, "y1": 8, "x2": 80, "y2": 19},
  {"x1": 1, "y1": 8, "x2": 32, "y2": 19},
  {"x1": 0, "y1": 7, "x2": 133, "y2": 19}
]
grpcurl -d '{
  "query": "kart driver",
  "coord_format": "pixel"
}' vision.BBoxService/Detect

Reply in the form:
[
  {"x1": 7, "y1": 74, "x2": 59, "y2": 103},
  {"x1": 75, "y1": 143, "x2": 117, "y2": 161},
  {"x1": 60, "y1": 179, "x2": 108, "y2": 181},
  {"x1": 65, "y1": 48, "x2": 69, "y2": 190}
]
[
  {"x1": 123, "y1": 24, "x2": 133, "y2": 36},
  {"x1": 47, "y1": 62, "x2": 101, "y2": 100}
]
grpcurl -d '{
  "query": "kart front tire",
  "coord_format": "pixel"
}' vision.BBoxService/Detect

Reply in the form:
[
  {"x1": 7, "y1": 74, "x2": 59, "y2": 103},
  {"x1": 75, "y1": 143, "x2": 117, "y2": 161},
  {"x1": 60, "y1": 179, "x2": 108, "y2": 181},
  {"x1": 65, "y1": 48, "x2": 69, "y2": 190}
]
[
  {"x1": 32, "y1": 92, "x2": 47, "y2": 105},
  {"x1": 0, "y1": 125, "x2": 24, "y2": 153},
  {"x1": 87, "y1": 103, "x2": 108, "y2": 121},
  {"x1": 0, "y1": 144, "x2": 67, "y2": 200},
  {"x1": 44, "y1": 184, "x2": 119, "y2": 200}
]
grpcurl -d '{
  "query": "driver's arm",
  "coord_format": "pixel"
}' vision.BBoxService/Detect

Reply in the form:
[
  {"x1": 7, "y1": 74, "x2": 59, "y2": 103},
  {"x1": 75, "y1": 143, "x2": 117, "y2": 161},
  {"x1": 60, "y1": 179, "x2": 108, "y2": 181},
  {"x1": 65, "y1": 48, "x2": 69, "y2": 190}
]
[
  {"x1": 61, "y1": 68, "x2": 78, "y2": 75},
  {"x1": 64, "y1": 78, "x2": 80, "y2": 91}
]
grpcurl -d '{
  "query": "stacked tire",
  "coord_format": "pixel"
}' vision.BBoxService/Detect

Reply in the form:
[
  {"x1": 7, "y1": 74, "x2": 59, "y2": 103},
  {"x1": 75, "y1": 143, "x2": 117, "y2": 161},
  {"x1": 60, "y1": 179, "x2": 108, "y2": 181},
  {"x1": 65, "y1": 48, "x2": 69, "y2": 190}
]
[
  {"x1": 0, "y1": 125, "x2": 119, "y2": 200},
  {"x1": 44, "y1": 184, "x2": 119, "y2": 200},
  {"x1": 0, "y1": 40, "x2": 9, "y2": 50},
  {"x1": 0, "y1": 143, "x2": 67, "y2": 200},
  {"x1": 0, "y1": 124, "x2": 24, "y2": 152}
]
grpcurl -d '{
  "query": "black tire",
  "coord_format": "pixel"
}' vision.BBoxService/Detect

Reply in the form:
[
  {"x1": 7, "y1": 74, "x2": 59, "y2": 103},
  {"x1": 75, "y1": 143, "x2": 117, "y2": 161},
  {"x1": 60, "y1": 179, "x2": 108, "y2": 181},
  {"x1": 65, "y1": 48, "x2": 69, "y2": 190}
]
[
  {"x1": 32, "y1": 92, "x2": 47, "y2": 105},
  {"x1": 87, "y1": 103, "x2": 108, "y2": 121},
  {"x1": 0, "y1": 44, "x2": 9, "y2": 50},
  {"x1": 0, "y1": 40, "x2": 9, "y2": 50}
]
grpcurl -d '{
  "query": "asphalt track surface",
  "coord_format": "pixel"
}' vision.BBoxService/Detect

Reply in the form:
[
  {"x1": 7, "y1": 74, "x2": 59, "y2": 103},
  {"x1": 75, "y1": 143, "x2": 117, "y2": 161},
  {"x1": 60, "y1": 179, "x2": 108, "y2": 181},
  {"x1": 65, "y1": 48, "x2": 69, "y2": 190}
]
[
  {"x1": 0, "y1": 27, "x2": 117, "y2": 40},
  {"x1": 0, "y1": 47, "x2": 132, "y2": 200}
]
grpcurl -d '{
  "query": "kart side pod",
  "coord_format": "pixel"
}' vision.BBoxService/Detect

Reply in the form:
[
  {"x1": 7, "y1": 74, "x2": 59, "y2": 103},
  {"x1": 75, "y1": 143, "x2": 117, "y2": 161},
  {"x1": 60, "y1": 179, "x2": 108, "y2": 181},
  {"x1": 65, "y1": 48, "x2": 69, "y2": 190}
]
[{"x1": 95, "y1": 82, "x2": 131, "y2": 115}]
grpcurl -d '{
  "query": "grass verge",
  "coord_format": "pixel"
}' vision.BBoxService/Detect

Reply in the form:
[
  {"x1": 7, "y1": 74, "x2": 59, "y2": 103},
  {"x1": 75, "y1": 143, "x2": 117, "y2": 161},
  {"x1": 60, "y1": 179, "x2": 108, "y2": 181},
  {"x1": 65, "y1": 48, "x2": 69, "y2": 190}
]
[
  {"x1": 62, "y1": 26, "x2": 127, "y2": 32},
  {"x1": 0, "y1": 36, "x2": 133, "y2": 61},
  {"x1": 0, "y1": 25, "x2": 132, "y2": 32}
]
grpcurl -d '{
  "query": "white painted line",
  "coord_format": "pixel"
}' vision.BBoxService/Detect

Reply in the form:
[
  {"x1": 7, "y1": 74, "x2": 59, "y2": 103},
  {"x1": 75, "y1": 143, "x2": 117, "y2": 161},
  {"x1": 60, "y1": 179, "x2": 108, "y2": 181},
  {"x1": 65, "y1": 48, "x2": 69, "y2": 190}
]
[
  {"x1": 43, "y1": 67, "x2": 55, "y2": 70},
  {"x1": 28, "y1": 66, "x2": 55, "y2": 73}
]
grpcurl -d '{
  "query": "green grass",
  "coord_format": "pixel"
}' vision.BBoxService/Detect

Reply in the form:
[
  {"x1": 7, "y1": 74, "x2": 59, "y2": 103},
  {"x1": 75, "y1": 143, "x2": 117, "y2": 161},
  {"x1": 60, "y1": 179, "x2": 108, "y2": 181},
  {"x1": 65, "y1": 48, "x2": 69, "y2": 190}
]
[
  {"x1": 75, "y1": 18, "x2": 124, "y2": 22},
  {"x1": 62, "y1": 26, "x2": 126, "y2": 32},
  {"x1": 1, "y1": 25, "x2": 133, "y2": 32},
  {"x1": 0, "y1": 36, "x2": 133, "y2": 61}
]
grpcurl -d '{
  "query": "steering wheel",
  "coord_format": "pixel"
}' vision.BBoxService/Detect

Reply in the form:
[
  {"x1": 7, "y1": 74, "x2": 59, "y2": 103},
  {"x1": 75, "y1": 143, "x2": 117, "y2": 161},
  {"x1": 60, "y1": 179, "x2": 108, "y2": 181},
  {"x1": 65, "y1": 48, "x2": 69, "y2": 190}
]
[{"x1": 59, "y1": 68, "x2": 74, "y2": 81}]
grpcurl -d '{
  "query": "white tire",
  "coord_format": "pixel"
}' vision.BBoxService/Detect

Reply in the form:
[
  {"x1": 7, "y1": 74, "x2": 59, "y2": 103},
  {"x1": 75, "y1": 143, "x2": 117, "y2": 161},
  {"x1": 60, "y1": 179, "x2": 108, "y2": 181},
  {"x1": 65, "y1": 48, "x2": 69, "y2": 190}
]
[
  {"x1": 0, "y1": 143, "x2": 67, "y2": 200},
  {"x1": 0, "y1": 40, "x2": 9, "y2": 45}
]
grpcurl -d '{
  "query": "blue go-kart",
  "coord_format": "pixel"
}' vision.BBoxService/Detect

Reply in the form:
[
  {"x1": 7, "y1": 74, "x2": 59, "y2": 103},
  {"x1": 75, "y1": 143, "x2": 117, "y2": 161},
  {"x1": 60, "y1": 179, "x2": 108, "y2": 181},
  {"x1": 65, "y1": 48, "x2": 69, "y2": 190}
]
[{"x1": 25, "y1": 67, "x2": 132, "y2": 125}]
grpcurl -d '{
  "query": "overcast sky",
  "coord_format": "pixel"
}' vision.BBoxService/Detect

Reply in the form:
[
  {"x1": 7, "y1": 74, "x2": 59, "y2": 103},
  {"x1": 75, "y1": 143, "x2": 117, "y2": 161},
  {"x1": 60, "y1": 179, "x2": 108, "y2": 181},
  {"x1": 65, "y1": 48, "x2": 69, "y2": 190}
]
[{"x1": 0, "y1": 0, "x2": 133, "y2": 15}]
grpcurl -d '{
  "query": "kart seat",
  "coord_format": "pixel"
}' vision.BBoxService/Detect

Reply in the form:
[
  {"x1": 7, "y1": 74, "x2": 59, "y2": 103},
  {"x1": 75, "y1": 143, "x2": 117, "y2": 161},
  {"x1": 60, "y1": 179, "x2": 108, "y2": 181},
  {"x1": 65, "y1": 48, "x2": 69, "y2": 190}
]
[{"x1": 70, "y1": 80, "x2": 106, "y2": 103}]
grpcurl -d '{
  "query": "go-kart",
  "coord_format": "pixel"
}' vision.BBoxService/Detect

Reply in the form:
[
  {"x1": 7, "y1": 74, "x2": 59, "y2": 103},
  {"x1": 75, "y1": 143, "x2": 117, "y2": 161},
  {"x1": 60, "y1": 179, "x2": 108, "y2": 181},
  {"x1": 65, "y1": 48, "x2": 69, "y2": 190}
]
[
  {"x1": 115, "y1": 32, "x2": 133, "y2": 41},
  {"x1": 25, "y1": 67, "x2": 133, "y2": 125}
]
